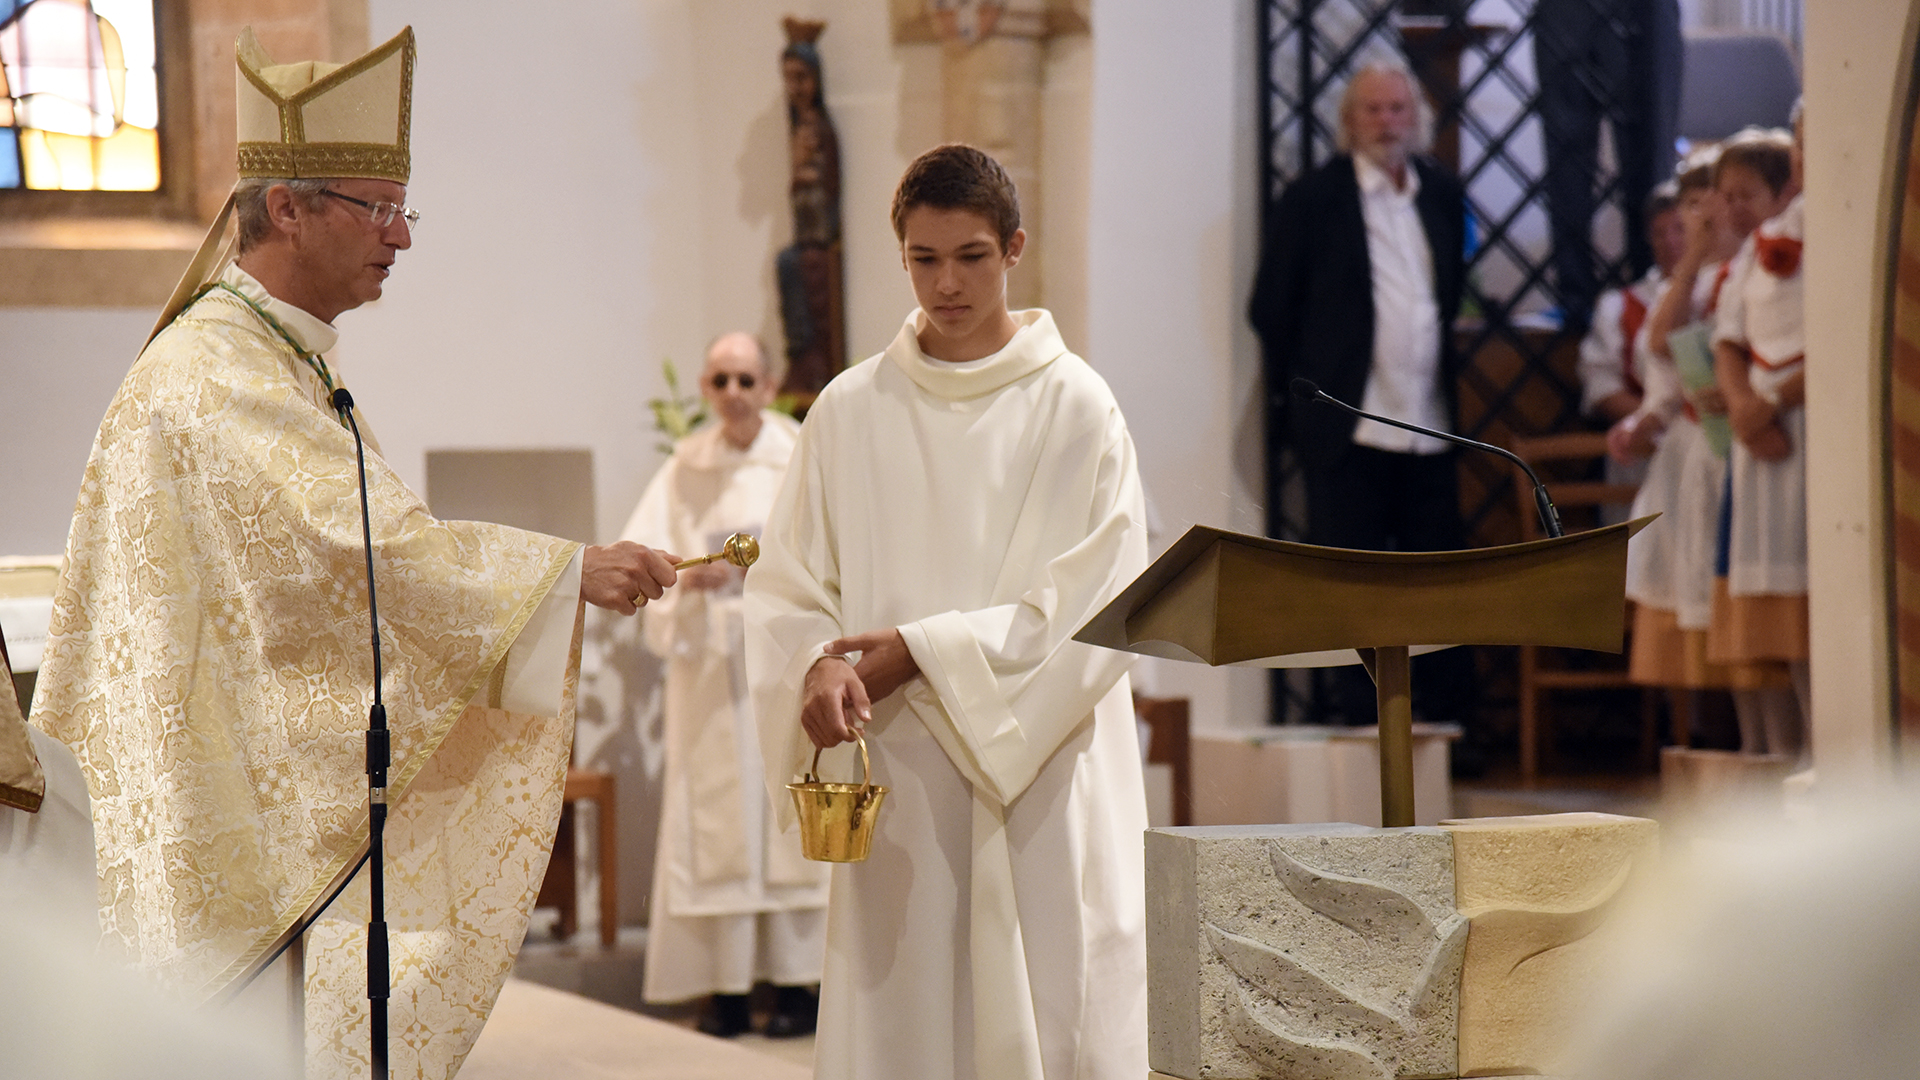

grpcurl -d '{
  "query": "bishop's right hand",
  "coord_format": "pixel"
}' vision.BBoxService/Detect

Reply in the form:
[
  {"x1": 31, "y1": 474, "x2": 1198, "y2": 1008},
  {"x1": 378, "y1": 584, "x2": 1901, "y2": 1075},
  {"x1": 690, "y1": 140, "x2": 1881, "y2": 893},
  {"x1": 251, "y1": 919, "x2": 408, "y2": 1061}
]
[
  {"x1": 802, "y1": 654, "x2": 869, "y2": 750},
  {"x1": 581, "y1": 541, "x2": 679, "y2": 615}
]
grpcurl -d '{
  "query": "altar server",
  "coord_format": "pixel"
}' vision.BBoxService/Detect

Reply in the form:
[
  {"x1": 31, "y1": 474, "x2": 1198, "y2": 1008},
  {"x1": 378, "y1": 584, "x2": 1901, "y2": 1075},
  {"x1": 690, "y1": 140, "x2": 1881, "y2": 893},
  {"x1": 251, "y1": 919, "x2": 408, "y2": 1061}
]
[
  {"x1": 31, "y1": 28, "x2": 676, "y2": 1078},
  {"x1": 745, "y1": 144, "x2": 1151, "y2": 1080},
  {"x1": 621, "y1": 332, "x2": 829, "y2": 1037}
]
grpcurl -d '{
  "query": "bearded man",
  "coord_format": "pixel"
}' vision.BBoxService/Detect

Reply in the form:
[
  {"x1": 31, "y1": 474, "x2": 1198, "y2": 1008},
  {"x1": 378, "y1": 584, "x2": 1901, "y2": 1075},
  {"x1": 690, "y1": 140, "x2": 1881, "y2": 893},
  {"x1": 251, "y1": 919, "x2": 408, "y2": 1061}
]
[{"x1": 1247, "y1": 58, "x2": 1474, "y2": 733}]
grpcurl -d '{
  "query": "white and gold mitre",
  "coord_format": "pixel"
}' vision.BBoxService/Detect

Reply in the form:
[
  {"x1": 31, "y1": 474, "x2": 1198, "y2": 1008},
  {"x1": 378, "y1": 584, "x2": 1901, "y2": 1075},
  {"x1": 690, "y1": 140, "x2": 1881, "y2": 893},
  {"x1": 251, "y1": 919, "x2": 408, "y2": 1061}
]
[{"x1": 234, "y1": 25, "x2": 414, "y2": 183}]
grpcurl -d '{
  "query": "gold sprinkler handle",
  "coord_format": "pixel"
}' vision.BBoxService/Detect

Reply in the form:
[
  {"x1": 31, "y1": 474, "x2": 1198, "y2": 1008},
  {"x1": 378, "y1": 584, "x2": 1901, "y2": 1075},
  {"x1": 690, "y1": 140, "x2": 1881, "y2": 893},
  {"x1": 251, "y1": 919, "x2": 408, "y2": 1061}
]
[{"x1": 672, "y1": 532, "x2": 760, "y2": 571}]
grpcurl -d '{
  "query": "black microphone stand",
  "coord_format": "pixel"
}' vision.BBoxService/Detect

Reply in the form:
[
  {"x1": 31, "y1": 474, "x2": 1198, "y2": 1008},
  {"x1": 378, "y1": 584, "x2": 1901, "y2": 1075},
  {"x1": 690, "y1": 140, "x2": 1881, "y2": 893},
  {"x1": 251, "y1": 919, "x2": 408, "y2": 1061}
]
[
  {"x1": 1290, "y1": 378, "x2": 1564, "y2": 538},
  {"x1": 332, "y1": 387, "x2": 391, "y2": 1079}
]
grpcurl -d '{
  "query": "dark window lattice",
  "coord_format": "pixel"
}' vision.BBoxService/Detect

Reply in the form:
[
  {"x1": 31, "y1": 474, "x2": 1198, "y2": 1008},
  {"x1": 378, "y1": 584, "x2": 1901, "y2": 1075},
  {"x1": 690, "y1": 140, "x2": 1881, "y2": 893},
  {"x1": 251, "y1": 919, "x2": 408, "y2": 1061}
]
[{"x1": 1258, "y1": 0, "x2": 1649, "y2": 728}]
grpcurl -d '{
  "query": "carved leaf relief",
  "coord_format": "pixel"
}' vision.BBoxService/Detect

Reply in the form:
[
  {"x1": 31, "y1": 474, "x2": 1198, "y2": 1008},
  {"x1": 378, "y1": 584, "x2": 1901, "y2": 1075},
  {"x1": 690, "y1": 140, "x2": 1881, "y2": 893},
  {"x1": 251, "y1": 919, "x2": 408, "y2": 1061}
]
[
  {"x1": 1269, "y1": 846, "x2": 1436, "y2": 939},
  {"x1": 1205, "y1": 922, "x2": 1406, "y2": 1034},
  {"x1": 1226, "y1": 981, "x2": 1395, "y2": 1080},
  {"x1": 1204, "y1": 843, "x2": 1465, "y2": 1078},
  {"x1": 1409, "y1": 913, "x2": 1470, "y2": 1020}
]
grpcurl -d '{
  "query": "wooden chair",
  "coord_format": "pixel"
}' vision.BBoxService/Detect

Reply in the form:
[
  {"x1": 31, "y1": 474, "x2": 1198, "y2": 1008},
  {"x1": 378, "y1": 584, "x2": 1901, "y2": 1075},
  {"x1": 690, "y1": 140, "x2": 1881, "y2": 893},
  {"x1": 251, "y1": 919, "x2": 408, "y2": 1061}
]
[
  {"x1": 534, "y1": 767, "x2": 619, "y2": 947},
  {"x1": 1134, "y1": 695, "x2": 1193, "y2": 826},
  {"x1": 1510, "y1": 432, "x2": 1659, "y2": 783}
]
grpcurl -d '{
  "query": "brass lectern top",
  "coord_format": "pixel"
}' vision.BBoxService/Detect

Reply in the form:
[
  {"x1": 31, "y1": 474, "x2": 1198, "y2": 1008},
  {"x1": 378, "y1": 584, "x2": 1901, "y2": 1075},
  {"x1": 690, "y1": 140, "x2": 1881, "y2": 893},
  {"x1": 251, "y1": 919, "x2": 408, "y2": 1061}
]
[
  {"x1": 1074, "y1": 518, "x2": 1653, "y2": 669},
  {"x1": 1074, "y1": 517, "x2": 1654, "y2": 827}
]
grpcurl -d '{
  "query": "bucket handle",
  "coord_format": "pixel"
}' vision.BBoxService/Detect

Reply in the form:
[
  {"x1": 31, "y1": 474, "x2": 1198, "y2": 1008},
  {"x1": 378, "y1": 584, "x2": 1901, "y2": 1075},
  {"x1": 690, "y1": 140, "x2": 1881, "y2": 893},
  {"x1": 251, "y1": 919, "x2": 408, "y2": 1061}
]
[{"x1": 805, "y1": 732, "x2": 874, "y2": 804}]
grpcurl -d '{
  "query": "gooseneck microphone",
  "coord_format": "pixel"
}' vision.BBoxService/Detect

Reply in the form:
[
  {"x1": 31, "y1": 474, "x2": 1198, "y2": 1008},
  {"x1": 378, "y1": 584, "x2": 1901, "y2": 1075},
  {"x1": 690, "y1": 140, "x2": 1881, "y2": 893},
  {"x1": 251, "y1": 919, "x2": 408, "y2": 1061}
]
[
  {"x1": 1290, "y1": 378, "x2": 1563, "y2": 538},
  {"x1": 333, "y1": 386, "x2": 392, "y2": 1079}
]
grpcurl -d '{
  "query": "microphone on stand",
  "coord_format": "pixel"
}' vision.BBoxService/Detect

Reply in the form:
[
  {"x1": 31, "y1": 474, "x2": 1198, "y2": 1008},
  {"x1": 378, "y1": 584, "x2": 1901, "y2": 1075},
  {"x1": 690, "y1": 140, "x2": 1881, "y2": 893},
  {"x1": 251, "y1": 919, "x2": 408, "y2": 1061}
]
[
  {"x1": 332, "y1": 386, "x2": 391, "y2": 1079},
  {"x1": 1289, "y1": 378, "x2": 1563, "y2": 538}
]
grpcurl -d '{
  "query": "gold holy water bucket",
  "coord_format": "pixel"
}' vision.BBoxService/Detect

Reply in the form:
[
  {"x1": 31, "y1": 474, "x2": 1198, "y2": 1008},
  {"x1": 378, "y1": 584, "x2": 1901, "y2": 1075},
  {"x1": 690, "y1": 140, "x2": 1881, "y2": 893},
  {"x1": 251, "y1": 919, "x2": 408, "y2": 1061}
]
[{"x1": 787, "y1": 733, "x2": 888, "y2": 863}]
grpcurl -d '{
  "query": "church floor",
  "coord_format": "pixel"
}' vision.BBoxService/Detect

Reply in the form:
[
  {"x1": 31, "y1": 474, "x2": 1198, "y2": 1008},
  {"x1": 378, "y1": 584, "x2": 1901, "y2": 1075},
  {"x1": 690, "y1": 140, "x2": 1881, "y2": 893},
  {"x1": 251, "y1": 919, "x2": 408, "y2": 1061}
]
[{"x1": 503, "y1": 925, "x2": 816, "y2": 1076}]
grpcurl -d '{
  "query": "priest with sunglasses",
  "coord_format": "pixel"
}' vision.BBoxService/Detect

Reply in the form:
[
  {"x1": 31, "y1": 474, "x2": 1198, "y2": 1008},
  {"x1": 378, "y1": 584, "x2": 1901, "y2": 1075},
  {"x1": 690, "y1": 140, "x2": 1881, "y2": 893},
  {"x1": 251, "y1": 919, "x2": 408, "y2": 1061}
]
[{"x1": 617, "y1": 332, "x2": 829, "y2": 1038}]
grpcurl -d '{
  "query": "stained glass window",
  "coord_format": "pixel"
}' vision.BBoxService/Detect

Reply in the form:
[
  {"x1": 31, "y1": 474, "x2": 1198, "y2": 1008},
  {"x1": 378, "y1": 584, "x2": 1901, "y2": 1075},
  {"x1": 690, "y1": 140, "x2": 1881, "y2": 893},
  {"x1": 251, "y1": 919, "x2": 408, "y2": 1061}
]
[{"x1": 0, "y1": 0, "x2": 160, "y2": 190}]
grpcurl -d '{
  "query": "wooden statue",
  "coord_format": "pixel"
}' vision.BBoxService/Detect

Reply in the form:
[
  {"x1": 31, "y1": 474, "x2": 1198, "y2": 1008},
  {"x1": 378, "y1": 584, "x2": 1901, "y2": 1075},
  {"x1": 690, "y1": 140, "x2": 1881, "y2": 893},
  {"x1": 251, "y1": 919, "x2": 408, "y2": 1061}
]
[{"x1": 776, "y1": 17, "x2": 845, "y2": 397}]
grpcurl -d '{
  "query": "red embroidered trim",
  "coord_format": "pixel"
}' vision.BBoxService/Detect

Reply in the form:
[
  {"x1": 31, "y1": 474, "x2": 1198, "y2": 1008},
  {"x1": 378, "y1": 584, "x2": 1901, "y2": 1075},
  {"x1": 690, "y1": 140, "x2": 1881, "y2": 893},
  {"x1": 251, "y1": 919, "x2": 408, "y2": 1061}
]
[
  {"x1": 1750, "y1": 350, "x2": 1804, "y2": 372},
  {"x1": 1755, "y1": 233, "x2": 1803, "y2": 278},
  {"x1": 1620, "y1": 289, "x2": 1648, "y2": 392}
]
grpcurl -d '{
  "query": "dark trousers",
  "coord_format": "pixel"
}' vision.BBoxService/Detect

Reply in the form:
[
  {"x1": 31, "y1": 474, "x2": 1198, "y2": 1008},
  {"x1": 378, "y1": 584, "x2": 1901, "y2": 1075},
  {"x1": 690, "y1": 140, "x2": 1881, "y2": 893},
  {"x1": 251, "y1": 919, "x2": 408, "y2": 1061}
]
[
  {"x1": 1284, "y1": 444, "x2": 1478, "y2": 729},
  {"x1": 1534, "y1": 0, "x2": 1683, "y2": 328}
]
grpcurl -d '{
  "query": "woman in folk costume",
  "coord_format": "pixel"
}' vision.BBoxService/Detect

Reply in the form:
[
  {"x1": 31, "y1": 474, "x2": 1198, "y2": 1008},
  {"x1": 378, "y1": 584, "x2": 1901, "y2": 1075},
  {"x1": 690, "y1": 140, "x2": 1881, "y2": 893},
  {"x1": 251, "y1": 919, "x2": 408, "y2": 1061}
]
[
  {"x1": 1613, "y1": 150, "x2": 1747, "y2": 725},
  {"x1": 620, "y1": 333, "x2": 828, "y2": 1038},
  {"x1": 31, "y1": 27, "x2": 676, "y2": 1079},
  {"x1": 745, "y1": 144, "x2": 1150, "y2": 1080},
  {"x1": 1582, "y1": 181, "x2": 1684, "y2": 430},
  {"x1": 1580, "y1": 183, "x2": 1682, "y2": 515},
  {"x1": 1615, "y1": 135, "x2": 1796, "y2": 748},
  {"x1": 1710, "y1": 116, "x2": 1810, "y2": 760}
]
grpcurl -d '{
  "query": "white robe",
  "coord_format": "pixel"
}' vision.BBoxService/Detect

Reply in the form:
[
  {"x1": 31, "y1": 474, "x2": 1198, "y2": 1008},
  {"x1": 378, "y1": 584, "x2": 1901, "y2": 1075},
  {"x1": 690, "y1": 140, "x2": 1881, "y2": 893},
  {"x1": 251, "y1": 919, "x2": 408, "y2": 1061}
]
[
  {"x1": 745, "y1": 309, "x2": 1151, "y2": 1080},
  {"x1": 620, "y1": 414, "x2": 829, "y2": 1001}
]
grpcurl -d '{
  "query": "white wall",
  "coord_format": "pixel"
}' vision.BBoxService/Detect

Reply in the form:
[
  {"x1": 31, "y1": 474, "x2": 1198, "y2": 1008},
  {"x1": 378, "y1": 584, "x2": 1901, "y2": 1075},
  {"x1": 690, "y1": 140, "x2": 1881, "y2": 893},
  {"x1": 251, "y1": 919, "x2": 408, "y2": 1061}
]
[
  {"x1": 1801, "y1": 0, "x2": 1913, "y2": 778},
  {"x1": 1, "y1": 310, "x2": 153, "y2": 556},
  {"x1": 1087, "y1": 0, "x2": 1268, "y2": 732}
]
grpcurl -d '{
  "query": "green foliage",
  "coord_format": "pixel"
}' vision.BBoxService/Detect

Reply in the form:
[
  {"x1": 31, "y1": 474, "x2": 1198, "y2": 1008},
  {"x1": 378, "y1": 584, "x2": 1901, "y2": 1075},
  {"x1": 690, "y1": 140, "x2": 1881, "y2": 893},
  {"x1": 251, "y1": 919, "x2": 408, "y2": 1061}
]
[{"x1": 647, "y1": 357, "x2": 708, "y2": 454}]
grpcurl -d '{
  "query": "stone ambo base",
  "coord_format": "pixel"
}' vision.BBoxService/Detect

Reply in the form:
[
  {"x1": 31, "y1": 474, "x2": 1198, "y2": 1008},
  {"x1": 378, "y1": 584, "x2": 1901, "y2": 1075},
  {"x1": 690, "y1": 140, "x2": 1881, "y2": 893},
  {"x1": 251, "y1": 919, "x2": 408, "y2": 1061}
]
[{"x1": 1146, "y1": 813, "x2": 1657, "y2": 1080}]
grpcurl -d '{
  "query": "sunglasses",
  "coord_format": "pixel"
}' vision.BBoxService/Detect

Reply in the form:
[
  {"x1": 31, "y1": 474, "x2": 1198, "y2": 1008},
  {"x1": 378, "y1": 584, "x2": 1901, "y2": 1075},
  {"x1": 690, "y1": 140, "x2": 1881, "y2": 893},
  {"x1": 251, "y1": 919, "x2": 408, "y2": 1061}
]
[{"x1": 710, "y1": 372, "x2": 758, "y2": 391}]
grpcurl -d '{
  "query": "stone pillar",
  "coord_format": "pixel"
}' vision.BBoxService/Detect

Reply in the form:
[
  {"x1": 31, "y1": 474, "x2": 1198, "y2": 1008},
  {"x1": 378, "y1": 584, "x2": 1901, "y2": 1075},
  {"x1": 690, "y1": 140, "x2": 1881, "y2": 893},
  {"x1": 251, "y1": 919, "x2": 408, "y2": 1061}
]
[
  {"x1": 893, "y1": 0, "x2": 1089, "y2": 312},
  {"x1": 940, "y1": 30, "x2": 1045, "y2": 308}
]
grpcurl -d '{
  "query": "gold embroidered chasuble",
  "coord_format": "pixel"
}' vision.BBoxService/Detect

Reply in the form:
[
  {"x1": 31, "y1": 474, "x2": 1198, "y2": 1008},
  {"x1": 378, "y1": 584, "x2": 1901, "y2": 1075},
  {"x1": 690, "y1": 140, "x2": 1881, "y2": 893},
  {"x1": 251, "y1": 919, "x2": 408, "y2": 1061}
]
[{"x1": 33, "y1": 271, "x2": 583, "y2": 1078}]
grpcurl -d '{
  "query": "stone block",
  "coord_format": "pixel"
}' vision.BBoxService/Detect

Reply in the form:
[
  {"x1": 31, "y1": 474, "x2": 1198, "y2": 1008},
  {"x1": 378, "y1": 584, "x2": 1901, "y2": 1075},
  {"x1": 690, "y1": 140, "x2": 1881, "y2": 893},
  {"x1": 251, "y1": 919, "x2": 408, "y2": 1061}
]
[
  {"x1": 1439, "y1": 813, "x2": 1659, "y2": 1077},
  {"x1": 1147, "y1": 824, "x2": 1464, "y2": 1080}
]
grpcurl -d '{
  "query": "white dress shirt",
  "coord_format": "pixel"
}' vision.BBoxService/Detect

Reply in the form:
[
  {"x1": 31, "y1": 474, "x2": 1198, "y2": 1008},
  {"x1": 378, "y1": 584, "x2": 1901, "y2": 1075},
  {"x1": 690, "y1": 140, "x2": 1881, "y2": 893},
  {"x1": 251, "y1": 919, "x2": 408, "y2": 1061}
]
[{"x1": 1352, "y1": 154, "x2": 1449, "y2": 454}]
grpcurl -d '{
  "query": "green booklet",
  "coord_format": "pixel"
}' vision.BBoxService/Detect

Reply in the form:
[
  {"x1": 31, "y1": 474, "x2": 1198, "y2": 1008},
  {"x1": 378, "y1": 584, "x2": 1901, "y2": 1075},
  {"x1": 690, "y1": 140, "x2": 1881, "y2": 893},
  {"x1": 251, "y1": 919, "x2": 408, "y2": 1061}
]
[{"x1": 1667, "y1": 321, "x2": 1732, "y2": 458}]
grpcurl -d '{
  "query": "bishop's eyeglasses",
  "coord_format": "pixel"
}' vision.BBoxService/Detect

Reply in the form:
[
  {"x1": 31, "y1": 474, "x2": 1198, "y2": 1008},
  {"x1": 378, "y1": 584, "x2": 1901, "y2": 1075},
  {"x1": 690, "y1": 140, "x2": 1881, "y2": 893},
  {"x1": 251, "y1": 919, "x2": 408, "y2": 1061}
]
[{"x1": 322, "y1": 189, "x2": 422, "y2": 231}]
